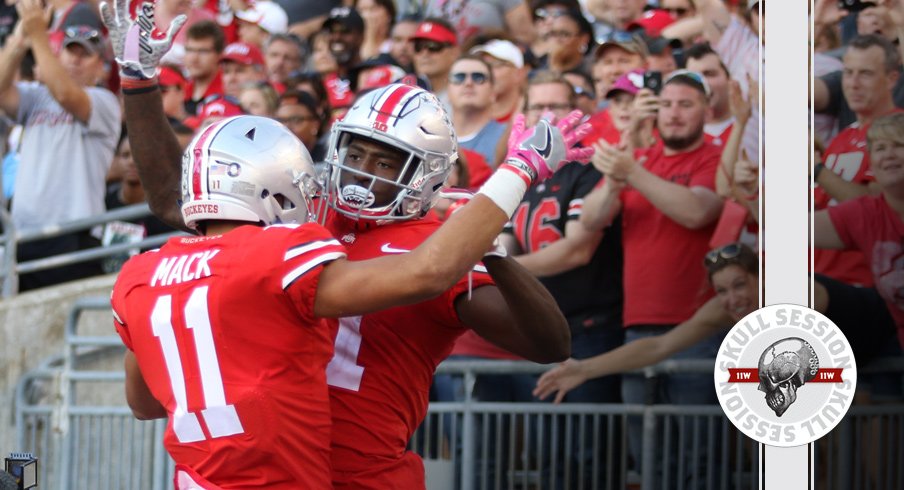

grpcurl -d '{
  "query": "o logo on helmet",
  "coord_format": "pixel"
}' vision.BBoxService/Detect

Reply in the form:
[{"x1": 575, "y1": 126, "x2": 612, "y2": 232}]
[{"x1": 372, "y1": 121, "x2": 388, "y2": 132}]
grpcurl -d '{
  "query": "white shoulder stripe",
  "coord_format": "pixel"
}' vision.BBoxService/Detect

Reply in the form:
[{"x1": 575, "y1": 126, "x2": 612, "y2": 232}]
[
  {"x1": 284, "y1": 239, "x2": 342, "y2": 261},
  {"x1": 282, "y1": 251, "x2": 347, "y2": 289}
]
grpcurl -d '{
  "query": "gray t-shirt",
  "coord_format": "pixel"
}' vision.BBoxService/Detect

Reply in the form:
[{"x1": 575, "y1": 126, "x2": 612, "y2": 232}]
[
  {"x1": 459, "y1": 120, "x2": 507, "y2": 168},
  {"x1": 425, "y1": 0, "x2": 523, "y2": 41},
  {"x1": 13, "y1": 82, "x2": 121, "y2": 231}
]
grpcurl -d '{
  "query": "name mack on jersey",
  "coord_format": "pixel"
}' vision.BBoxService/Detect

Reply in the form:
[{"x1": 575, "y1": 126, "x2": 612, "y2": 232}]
[{"x1": 150, "y1": 250, "x2": 220, "y2": 287}]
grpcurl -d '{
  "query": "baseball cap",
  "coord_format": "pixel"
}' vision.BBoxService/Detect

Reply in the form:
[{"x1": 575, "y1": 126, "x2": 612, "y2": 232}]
[
  {"x1": 594, "y1": 31, "x2": 649, "y2": 60},
  {"x1": 643, "y1": 35, "x2": 682, "y2": 55},
  {"x1": 627, "y1": 9, "x2": 676, "y2": 38},
  {"x1": 221, "y1": 42, "x2": 265, "y2": 67},
  {"x1": 185, "y1": 94, "x2": 246, "y2": 129},
  {"x1": 235, "y1": 1, "x2": 289, "y2": 35},
  {"x1": 665, "y1": 69, "x2": 711, "y2": 97},
  {"x1": 62, "y1": 25, "x2": 106, "y2": 58},
  {"x1": 605, "y1": 69, "x2": 644, "y2": 98},
  {"x1": 411, "y1": 20, "x2": 458, "y2": 46},
  {"x1": 323, "y1": 6, "x2": 365, "y2": 33},
  {"x1": 471, "y1": 40, "x2": 524, "y2": 68}
]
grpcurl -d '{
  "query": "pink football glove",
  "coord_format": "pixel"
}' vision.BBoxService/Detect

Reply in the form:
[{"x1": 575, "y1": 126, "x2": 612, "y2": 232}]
[{"x1": 503, "y1": 110, "x2": 593, "y2": 185}]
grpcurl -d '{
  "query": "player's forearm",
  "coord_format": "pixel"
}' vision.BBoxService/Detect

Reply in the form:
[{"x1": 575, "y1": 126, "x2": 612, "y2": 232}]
[
  {"x1": 124, "y1": 89, "x2": 190, "y2": 231},
  {"x1": 483, "y1": 255, "x2": 570, "y2": 363}
]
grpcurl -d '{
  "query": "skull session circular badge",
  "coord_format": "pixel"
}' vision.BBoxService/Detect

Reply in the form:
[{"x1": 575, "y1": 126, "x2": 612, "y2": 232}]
[{"x1": 714, "y1": 304, "x2": 857, "y2": 447}]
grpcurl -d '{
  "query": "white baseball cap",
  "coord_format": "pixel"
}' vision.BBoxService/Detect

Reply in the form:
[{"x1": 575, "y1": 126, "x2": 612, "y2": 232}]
[
  {"x1": 236, "y1": 1, "x2": 289, "y2": 35},
  {"x1": 470, "y1": 39, "x2": 524, "y2": 68}
]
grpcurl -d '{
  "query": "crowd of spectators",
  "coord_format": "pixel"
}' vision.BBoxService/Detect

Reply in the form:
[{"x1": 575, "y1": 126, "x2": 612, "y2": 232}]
[{"x1": 1, "y1": 0, "x2": 903, "y2": 486}]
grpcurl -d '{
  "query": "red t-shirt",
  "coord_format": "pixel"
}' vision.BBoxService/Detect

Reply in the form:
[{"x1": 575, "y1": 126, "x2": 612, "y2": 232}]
[
  {"x1": 620, "y1": 141, "x2": 721, "y2": 326},
  {"x1": 814, "y1": 121, "x2": 876, "y2": 286},
  {"x1": 112, "y1": 224, "x2": 346, "y2": 489},
  {"x1": 704, "y1": 119, "x2": 734, "y2": 147},
  {"x1": 460, "y1": 147, "x2": 493, "y2": 188},
  {"x1": 580, "y1": 109, "x2": 622, "y2": 147},
  {"x1": 324, "y1": 214, "x2": 494, "y2": 488},
  {"x1": 828, "y1": 194, "x2": 904, "y2": 348},
  {"x1": 184, "y1": 71, "x2": 225, "y2": 116}
]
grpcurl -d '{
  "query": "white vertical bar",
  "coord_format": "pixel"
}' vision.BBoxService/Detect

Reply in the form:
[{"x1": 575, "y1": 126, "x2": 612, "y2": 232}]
[{"x1": 764, "y1": 0, "x2": 811, "y2": 487}]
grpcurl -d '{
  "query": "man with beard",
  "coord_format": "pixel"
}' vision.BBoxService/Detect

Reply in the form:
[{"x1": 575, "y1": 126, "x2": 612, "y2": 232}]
[
  {"x1": 322, "y1": 6, "x2": 364, "y2": 84},
  {"x1": 580, "y1": 70, "x2": 724, "y2": 486}
]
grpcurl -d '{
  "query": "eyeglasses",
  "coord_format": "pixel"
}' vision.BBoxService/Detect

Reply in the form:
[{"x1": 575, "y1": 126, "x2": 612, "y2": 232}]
[
  {"x1": 665, "y1": 69, "x2": 711, "y2": 97},
  {"x1": 546, "y1": 30, "x2": 578, "y2": 40},
  {"x1": 526, "y1": 102, "x2": 572, "y2": 113},
  {"x1": 704, "y1": 243, "x2": 743, "y2": 267},
  {"x1": 604, "y1": 30, "x2": 641, "y2": 44},
  {"x1": 534, "y1": 7, "x2": 568, "y2": 20},
  {"x1": 185, "y1": 46, "x2": 218, "y2": 55},
  {"x1": 449, "y1": 72, "x2": 490, "y2": 85},
  {"x1": 573, "y1": 85, "x2": 594, "y2": 99},
  {"x1": 414, "y1": 40, "x2": 451, "y2": 54},
  {"x1": 662, "y1": 7, "x2": 689, "y2": 17}
]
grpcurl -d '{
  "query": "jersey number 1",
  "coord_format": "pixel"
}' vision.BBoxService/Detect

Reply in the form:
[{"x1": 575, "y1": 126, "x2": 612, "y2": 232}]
[{"x1": 151, "y1": 286, "x2": 245, "y2": 443}]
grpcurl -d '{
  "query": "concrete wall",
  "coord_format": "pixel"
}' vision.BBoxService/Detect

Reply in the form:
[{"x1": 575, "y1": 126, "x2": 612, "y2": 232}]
[{"x1": 0, "y1": 274, "x2": 118, "y2": 456}]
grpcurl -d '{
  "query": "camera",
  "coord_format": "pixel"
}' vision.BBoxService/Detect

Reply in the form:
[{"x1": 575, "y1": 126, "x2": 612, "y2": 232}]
[
  {"x1": 4, "y1": 453, "x2": 37, "y2": 490},
  {"x1": 643, "y1": 71, "x2": 663, "y2": 95},
  {"x1": 838, "y1": 0, "x2": 877, "y2": 13}
]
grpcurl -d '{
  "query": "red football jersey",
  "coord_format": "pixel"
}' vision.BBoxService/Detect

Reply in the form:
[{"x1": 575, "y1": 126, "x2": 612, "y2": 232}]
[
  {"x1": 324, "y1": 214, "x2": 494, "y2": 489},
  {"x1": 112, "y1": 224, "x2": 346, "y2": 489},
  {"x1": 814, "y1": 122, "x2": 875, "y2": 286}
]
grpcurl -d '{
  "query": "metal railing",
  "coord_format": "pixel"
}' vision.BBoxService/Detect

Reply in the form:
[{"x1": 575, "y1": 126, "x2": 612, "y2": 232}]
[
  {"x1": 0, "y1": 204, "x2": 184, "y2": 297},
  {"x1": 12, "y1": 297, "x2": 904, "y2": 489}
]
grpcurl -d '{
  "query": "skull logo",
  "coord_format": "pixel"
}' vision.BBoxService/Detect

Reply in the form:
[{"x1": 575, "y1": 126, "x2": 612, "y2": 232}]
[{"x1": 757, "y1": 338, "x2": 819, "y2": 417}]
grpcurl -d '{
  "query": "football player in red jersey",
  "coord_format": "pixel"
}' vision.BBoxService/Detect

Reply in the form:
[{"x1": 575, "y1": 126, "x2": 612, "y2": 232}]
[{"x1": 102, "y1": 2, "x2": 593, "y2": 488}]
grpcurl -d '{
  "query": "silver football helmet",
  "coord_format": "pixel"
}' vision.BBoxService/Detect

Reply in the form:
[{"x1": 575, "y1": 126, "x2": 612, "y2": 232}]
[
  {"x1": 324, "y1": 83, "x2": 458, "y2": 221},
  {"x1": 180, "y1": 116, "x2": 319, "y2": 230}
]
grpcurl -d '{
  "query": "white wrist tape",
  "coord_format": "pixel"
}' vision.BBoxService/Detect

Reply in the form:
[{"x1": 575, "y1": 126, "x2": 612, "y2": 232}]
[{"x1": 477, "y1": 168, "x2": 529, "y2": 218}]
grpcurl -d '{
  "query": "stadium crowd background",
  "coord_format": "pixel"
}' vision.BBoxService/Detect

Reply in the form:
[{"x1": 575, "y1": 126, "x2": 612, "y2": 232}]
[{"x1": 0, "y1": 0, "x2": 903, "y2": 487}]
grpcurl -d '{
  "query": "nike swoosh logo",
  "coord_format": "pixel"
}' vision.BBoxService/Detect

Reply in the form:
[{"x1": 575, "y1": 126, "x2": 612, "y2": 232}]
[
  {"x1": 380, "y1": 243, "x2": 411, "y2": 254},
  {"x1": 530, "y1": 124, "x2": 553, "y2": 159}
]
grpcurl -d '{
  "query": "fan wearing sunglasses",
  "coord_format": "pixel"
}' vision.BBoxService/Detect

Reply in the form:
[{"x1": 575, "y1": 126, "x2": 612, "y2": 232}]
[
  {"x1": 411, "y1": 18, "x2": 460, "y2": 114},
  {"x1": 527, "y1": 0, "x2": 581, "y2": 62},
  {"x1": 448, "y1": 55, "x2": 508, "y2": 167},
  {"x1": 0, "y1": 0, "x2": 121, "y2": 291}
]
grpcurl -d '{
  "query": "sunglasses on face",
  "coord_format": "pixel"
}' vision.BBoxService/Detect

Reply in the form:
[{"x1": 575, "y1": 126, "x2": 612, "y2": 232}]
[
  {"x1": 449, "y1": 72, "x2": 489, "y2": 85},
  {"x1": 534, "y1": 7, "x2": 568, "y2": 20},
  {"x1": 704, "y1": 242, "x2": 743, "y2": 267},
  {"x1": 663, "y1": 7, "x2": 689, "y2": 16},
  {"x1": 64, "y1": 26, "x2": 102, "y2": 44},
  {"x1": 413, "y1": 40, "x2": 451, "y2": 54}
]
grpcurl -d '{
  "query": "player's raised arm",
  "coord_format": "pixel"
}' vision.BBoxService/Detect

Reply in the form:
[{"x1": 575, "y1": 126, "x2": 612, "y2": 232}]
[
  {"x1": 101, "y1": 0, "x2": 188, "y2": 230},
  {"x1": 314, "y1": 108, "x2": 592, "y2": 319}
]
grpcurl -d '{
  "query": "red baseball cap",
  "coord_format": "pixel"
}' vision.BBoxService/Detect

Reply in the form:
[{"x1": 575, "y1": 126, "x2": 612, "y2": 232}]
[
  {"x1": 220, "y1": 42, "x2": 265, "y2": 67},
  {"x1": 627, "y1": 9, "x2": 676, "y2": 38},
  {"x1": 411, "y1": 21, "x2": 458, "y2": 46}
]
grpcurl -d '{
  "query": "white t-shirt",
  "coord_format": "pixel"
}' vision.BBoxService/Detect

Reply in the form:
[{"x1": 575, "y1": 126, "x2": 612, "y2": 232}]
[
  {"x1": 715, "y1": 16, "x2": 763, "y2": 165},
  {"x1": 13, "y1": 82, "x2": 121, "y2": 231}
]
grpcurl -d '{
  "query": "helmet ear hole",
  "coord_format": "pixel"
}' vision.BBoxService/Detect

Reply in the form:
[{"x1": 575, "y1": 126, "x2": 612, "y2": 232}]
[{"x1": 273, "y1": 193, "x2": 296, "y2": 210}]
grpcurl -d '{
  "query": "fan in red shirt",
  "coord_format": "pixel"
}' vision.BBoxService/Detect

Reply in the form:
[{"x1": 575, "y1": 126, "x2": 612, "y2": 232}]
[
  {"x1": 814, "y1": 35, "x2": 901, "y2": 287},
  {"x1": 816, "y1": 112, "x2": 904, "y2": 354}
]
